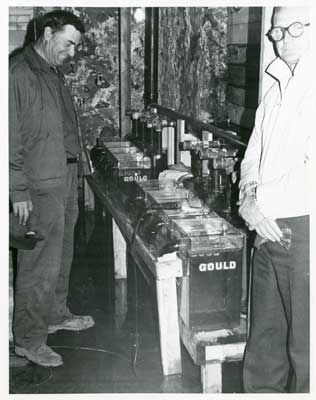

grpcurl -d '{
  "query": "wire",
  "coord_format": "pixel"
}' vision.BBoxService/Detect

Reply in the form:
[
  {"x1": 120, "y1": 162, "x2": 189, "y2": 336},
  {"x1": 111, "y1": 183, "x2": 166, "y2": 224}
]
[
  {"x1": 129, "y1": 208, "x2": 157, "y2": 377},
  {"x1": 132, "y1": 257, "x2": 139, "y2": 377},
  {"x1": 34, "y1": 369, "x2": 53, "y2": 387},
  {"x1": 130, "y1": 209, "x2": 152, "y2": 248},
  {"x1": 18, "y1": 345, "x2": 153, "y2": 389},
  {"x1": 51, "y1": 345, "x2": 130, "y2": 362}
]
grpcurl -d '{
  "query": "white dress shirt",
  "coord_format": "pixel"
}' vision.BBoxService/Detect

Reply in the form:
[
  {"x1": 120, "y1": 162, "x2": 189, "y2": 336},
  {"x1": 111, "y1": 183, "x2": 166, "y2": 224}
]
[{"x1": 239, "y1": 52, "x2": 314, "y2": 219}]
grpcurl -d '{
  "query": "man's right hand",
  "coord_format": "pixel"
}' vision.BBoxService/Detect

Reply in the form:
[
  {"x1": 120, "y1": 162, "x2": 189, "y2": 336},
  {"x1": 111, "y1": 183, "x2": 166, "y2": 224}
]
[
  {"x1": 248, "y1": 218, "x2": 283, "y2": 243},
  {"x1": 238, "y1": 193, "x2": 283, "y2": 243},
  {"x1": 13, "y1": 201, "x2": 33, "y2": 225}
]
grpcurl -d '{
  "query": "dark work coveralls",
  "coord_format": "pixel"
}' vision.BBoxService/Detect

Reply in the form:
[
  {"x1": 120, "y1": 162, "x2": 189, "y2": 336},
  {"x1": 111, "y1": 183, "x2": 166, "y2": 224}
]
[{"x1": 9, "y1": 45, "x2": 90, "y2": 350}]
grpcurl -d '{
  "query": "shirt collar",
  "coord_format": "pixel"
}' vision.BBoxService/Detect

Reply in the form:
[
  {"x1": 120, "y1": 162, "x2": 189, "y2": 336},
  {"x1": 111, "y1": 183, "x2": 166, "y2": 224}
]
[
  {"x1": 265, "y1": 52, "x2": 313, "y2": 88},
  {"x1": 25, "y1": 44, "x2": 61, "y2": 75}
]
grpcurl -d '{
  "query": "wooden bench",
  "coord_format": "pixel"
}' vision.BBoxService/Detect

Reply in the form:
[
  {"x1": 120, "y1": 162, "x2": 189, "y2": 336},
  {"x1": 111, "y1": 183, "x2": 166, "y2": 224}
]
[
  {"x1": 86, "y1": 174, "x2": 183, "y2": 376},
  {"x1": 179, "y1": 317, "x2": 247, "y2": 393},
  {"x1": 86, "y1": 173, "x2": 248, "y2": 388}
]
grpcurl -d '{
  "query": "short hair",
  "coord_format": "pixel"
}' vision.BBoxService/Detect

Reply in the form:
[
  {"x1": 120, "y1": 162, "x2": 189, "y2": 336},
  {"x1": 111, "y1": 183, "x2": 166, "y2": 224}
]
[
  {"x1": 36, "y1": 10, "x2": 85, "y2": 39},
  {"x1": 272, "y1": 6, "x2": 310, "y2": 24}
]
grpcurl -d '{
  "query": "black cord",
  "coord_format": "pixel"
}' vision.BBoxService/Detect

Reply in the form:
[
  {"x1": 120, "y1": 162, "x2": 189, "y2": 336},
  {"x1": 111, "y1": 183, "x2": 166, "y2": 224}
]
[
  {"x1": 51, "y1": 345, "x2": 130, "y2": 362},
  {"x1": 129, "y1": 209, "x2": 157, "y2": 377},
  {"x1": 132, "y1": 257, "x2": 139, "y2": 376}
]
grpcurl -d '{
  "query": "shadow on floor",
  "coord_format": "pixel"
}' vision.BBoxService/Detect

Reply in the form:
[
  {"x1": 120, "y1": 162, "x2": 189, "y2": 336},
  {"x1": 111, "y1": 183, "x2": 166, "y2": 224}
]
[{"x1": 9, "y1": 210, "x2": 243, "y2": 394}]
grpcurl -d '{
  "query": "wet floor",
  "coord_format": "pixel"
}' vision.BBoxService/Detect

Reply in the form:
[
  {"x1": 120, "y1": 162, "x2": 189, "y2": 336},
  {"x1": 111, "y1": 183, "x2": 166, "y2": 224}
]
[{"x1": 9, "y1": 209, "x2": 243, "y2": 394}]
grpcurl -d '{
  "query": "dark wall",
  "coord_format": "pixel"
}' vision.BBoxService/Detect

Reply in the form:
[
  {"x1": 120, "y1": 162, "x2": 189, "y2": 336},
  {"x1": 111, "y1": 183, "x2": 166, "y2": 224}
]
[{"x1": 226, "y1": 7, "x2": 262, "y2": 142}]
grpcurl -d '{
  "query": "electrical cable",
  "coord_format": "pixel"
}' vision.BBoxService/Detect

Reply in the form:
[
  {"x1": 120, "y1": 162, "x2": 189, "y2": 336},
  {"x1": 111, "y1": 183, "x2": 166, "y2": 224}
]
[
  {"x1": 129, "y1": 208, "x2": 158, "y2": 377},
  {"x1": 131, "y1": 256, "x2": 139, "y2": 377},
  {"x1": 51, "y1": 345, "x2": 130, "y2": 362},
  {"x1": 129, "y1": 202, "x2": 182, "y2": 375},
  {"x1": 26, "y1": 345, "x2": 144, "y2": 388}
]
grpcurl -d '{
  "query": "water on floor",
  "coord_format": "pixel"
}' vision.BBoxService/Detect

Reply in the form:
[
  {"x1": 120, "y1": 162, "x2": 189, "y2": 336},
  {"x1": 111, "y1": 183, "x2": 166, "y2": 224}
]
[{"x1": 9, "y1": 210, "x2": 243, "y2": 394}]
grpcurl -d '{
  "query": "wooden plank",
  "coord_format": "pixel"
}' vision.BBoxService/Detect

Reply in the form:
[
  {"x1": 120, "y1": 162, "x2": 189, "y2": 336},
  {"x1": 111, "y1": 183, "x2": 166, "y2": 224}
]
[
  {"x1": 156, "y1": 278, "x2": 182, "y2": 375},
  {"x1": 179, "y1": 316, "x2": 247, "y2": 365},
  {"x1": 9, "y1": 30, "x2": 26, "y2": 45},
  {"x1": 10, "y1": 14, "x2": 32, "y2": 23},
  {"x1": 9, "y1": 6, "x2": 34, "y2": 15},
  {"x1": 227, "y1": 102, "x2": 256, "y2": 130},
  {"x1": 179, "y1": 276, "x2": 190, "y2": 327},
  {"x1": 227, "y1": 85, "x2": 259, "y2": 108},
  {"x1": 132, "y1": 233, "x2": 183, "y2": 280},
  {"x1": 227, "y1": 7, "x2": 262, "y2": 25},
  {"x1": 201, "y1": 363, "x2": 222, "y2": 393},
  {"x1": 155, "y1": 257, "x2": 183, "y2": 280},
  {"x1": 112, "y1": 219, "x2": 127, "y2": 279},
  {"x1": 9, "y1": 21, "x2": 29, "y2": 31},
  {"x1": 227, "y1": 21, "x2": 262, "y2": 45},
  {"x1": 205, "y1": 342, "x2": 246, "y2": 363},
  {"x1": 179, "y1": 316, "x2": 200, "y2": 364},
  {"x1": 119, "y1": 8, "x2": 131, "y2": 137},
  {"x1": 9, "y1": 31, "x2": 26, "y2": 55},
  {"x1": 114, "y1": 278, "x2": 128, "y2": 329},
  {"x1": 227, "y1": 44, "x2": 260, "y2": 65}
]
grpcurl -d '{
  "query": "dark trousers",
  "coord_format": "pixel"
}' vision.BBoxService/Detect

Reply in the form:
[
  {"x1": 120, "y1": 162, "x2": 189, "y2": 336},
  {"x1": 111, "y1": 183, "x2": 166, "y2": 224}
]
[
  {"x1": 13, "y1": 165, "x2": 79, "y2": 350},
  {"x1": 243, "y1": 215, "x2": 309, "y2": 393}
]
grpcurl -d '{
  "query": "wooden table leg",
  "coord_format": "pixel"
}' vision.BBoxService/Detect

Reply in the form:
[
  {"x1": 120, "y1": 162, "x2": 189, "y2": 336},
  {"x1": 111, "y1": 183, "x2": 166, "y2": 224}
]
[
  {"x1": 201, "y1": 363, "x2": 222, "y2": 393},
  {"x1": 112, "y1": 218, "x2": 127, "y2": 279},
  {"x1": 156, "y1": 277, "x2": 182, "y2": 375},
  {"x1": 114, "y1": 278, "x2": 128, "y2": 329}
]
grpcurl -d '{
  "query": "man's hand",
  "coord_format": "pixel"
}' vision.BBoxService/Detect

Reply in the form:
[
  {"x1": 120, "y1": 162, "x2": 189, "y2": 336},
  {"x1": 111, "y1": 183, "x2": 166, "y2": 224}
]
[
  {"x1": 238, "y1": 194, "x2": 283, "y2": 242},
  {"x1": 238, "y1": 193, "x2": 265, "y2": 227},
  {"x1": 13, "y1": 201, "x2": 33, "y2": 225},
  {"x1": 248, "y1": 218, "x2": 283, "y2": 243}
]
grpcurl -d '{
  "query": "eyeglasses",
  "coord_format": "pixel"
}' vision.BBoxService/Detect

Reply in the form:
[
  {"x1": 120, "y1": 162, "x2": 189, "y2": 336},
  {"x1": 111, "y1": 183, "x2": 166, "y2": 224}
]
[{"x1": 266, "y1": 22, "x2": 310, "y2": 42}]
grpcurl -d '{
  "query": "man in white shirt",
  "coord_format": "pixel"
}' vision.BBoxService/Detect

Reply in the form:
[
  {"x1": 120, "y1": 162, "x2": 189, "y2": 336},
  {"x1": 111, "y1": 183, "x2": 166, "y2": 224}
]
[{"x1": 238, "y1": 7, "x2": 311, "y2": 393}]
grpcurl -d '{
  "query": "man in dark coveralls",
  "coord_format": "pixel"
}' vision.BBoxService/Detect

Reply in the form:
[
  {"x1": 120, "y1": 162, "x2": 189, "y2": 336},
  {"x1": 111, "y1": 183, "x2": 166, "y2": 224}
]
[{"x1": 9, "y1": 10, "x2": 95, "y2": 367}]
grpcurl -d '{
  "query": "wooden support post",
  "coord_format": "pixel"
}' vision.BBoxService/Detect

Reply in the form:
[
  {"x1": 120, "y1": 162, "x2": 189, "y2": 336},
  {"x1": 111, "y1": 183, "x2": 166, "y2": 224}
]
[
  {"x1": 201, "y1": 363, "x2": 222, "y2": 393},
  {"x1": 156, "y1": 277, "x2": 182, "y2": 375},
  {"x1": 119, "y1": 8, "x2": 131, "y2": 138},
  {"x1": 112, "y1": 219, "x2": 127, "y2": 279},
  {"x1": 179, "y1": 276, "x2": 190, "y2": 327},
  {"x1": 114, "y1": 278, "x2": 128, "y2": 329}
]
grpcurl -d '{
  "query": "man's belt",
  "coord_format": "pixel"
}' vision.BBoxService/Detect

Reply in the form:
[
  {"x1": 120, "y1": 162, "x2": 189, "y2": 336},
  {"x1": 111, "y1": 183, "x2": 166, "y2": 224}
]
[{"x1": 67, "y1": 155, "x2": 79, "y2": 164}]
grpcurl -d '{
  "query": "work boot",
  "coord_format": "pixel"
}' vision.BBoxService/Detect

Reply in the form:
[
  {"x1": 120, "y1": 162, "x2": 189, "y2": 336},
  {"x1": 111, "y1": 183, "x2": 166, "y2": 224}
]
[
  {"x1": 15, "y1": 344, "x2": 63, "y2": 367},
  {"x1": 48, "y1": 314, "x2": 95, "y2": 334}
]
